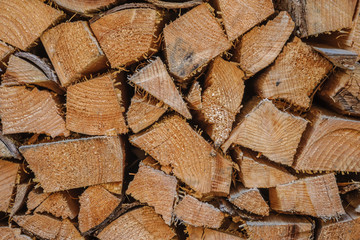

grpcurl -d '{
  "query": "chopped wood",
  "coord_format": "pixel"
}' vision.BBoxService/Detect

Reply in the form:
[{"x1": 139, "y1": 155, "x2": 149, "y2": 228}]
[
  {"x1": 254, "y1": 37, "x2": 333, "y2": 109},
  {"x1": 348, "y1": 14, "x2": 360, "y2": 60},
  {"x1": 0, "y1": 86, "x2": 69, "y2": 138},
  {"x1": 0, "y1": 132, "x2": 22, "y2": 160},
  {"x1": 339, "y1": 182, "x2": 360, "y2": 194},
  {"x1": 100, "y1": 182, "x2": 123, "y2": 195},
  {"x1": 217, "y1": 198, "x2": 262, "y2": 221},
  {"x1": 222, "y1": 98, "x2": 308, "y2": 166},
  {"x1": 41, "y1": 21, "x2": 107, "y2": 87},
  {"x1": 128, "y1": 57, "x2": 191, "y2": 119},
  {"x1": 56, "y1": 219, "x2": 84, "y2": 240},
  {"x1": 0, "y1": 0, "x2": 64, "y2": 50},
  {"x1": 0, "y1": 227, "x2": 31, "y2": 240},
  {"x1": 53, "y1": 0, "x2": 117, "y2": 14},
  {"x1": 26, "y1": 189, "x2": 50, "y2": 214},
  {"x1": 293, "y1": 107, "x2": 360, "y2": 172},
  {"x1": 233, "y1": 11, "x2": 294, "y2": 76},
  {"x1": 0, "y1": 40, "x2": 14, "y2": 64},
  {"x1": 20, "y1": 136, "x2": 125, "y2": 192},
  {"x1": 130, "y1": 115, "x2": 232, "y2": 196},
  {"x1": 127, "y1": 164, "x2": 177, "y2": 225},
  {"x1": 66, "y1": 72, "x2": 128, "y2": 135},
  {"x1": 174, "y1": 195, "x2": 225, "y2": 228},
  {"x1": 164, "y1": 3, "x2": 231, "y2": 80},
  {"x1": 185, "y1": 81, "x2": 202, "y2": 111},
  {"x1": 10, "y1": 183, "x2": 31, "y2": 217},
  {"x1": 0, "y1": 160, "x2": 19, "y2": 212},
  {"x1": 145, "y1": 0, "x2": 203, "y2": 9},
  {"x1": 344, "y1": 190, "x2": 360, "y2": 213},
  {"x1": 187, "y1": 226, "x2": 245, "y2": 240},
  {"x1": 214, "y1": 0, "x2": 274, "y2": 41},
  {"x1": 269, "y1": 173, "x2": 345, "y2": 219},
  {"x1": 90, "y1": 4, "x2": 164, "y2": 68},
  {"x1": 97, "y1": 206, "x2": 175, "y2": 240}
]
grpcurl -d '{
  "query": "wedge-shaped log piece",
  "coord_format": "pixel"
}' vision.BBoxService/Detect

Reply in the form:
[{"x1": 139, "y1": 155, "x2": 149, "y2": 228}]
[
  {"x1": 20, "y1": 136, "x2": 125, "y2": 192},
  {"x1": 187, "y1": 226, "x2": 245, "y2": 240},
  {"x1": 0, "y1": 40, "x2": 14, "y2": 64},
  {"x1": 26, "y1": 189, "x2": 50, "y2": 213},
  {"x1": 54, "y1": 0, "x2": 117, "y2": 14},
  {"x1": 127, "y1": 164, "x2": 177, "y2": 225},
  {"x1": 146, "y1": 0, "x2": 202, "y2": 9},
  {"x1": 0, "y1": 132, "x2": 22, "y2": 160},
  {"x1": 98, "y1": 206, "x2": 175, "y2": 240},
  {"x1": 186, "y1": 81, "x2": 202, "y2": 111},
  {"x1": 164, "y1": 3, "x2": 231, "y2": 80},
  {"x1": 344, "y1": 190, "x2": 360, "y2": 213},
  {"x1": 0, "y1": 227, "x2": 31, "y2": 240},
  {"x1": 254, "y1": 37, "x2": 333, "y2": 109},
  {"x1": 223, "y1": 98, "x2": 308, "y2": 166},
  {"x1": 174, "y1": 195, "x2": 225, "y2": 228},
  {"x1": 56, "y1": 219, "x2": 84, "y2": 240},
  {"x1": 0, "y1": 160, "x2": 19, "y2": 212},
  {"x1": 35, "y1": 192, "x2": 79, "y2": 219},
  {"x1": 10, "y1": 183, "x2": 31, "y2": 217},
  {"x1": 66, "y1": 73, "x2": 128, "y2": 135},
  {"x1": 0, "y1": 86, "x2": 69, "y2": 137},
  {"x1": 41, "y1": 21, "x2": 107, "y2": 87},
  {"x1": 130, "y1": 115, "x2": 232, "y2": 196},
  {"x1": 129, "y1": 57, "x2": 191, "y2": 119},
  {"x1": 234, "y1": 11, "x2": 294, "y2": 76},
  {"x1": 269, "y1": 174, "x2": 345, "y2": 218},
  {"x1": 293, "y1": 107, "x2": 360, "y2": 172},
  {"x1": 0, "y1": 0, "x2": 64, "y2": 50}
]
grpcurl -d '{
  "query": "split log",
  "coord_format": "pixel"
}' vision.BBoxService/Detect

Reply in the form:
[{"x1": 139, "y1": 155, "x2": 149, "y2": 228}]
[
  {"x1": 269, "y1": 173, "x2": 345, "y2": 219},
  {"x1": 66, "y1": 72, "x2": 128, "y2": 135},
  {"x1": 35, "y1": 192, "x2": 79, "y2": 219},
  {"x1": 0, "y1": 40, "x2": 14, "y2": 65},
  {"x1": 41, "y1": 21, "x2": 107, "y2": 87},
  {"x1": 100, "y1": 182, "x2": 123, "y2": 195},
  {"x1": 164, "y1": 3, "x2": 231, "y2": 81},
  {"x1": 222, "y1": 98, "x2": 308, "y2": 166},
  {"x1": 0, "y1": 132, "x2": 22, "y2": 160},
  {"x1": 90, "y1": 4, "x2": 164, "y2": 68},
  {"x1": 187, "y1": 226, "x2": 245, "y2": 240},
  {"x1": 233, "y1": 11, "x2": 294, "y2": 76},
  {"x1": 254, "y1": 37, "x2": 333, "y2": 109},
  {"x1": 145, "y1": 0, "x2": 202, "y2": 9},
  {"x1": 26, "y1": 189, "x2": 50, "y2": 214},
  {"x1": 56, "y1": 219, "x2": 84, "y2": 240},
  {"x1": 186, "y1": 81, "x2": 202, "y2": 111},
  {"x1": 293, "y1": 107, "x2": 360, "y2": 172},
  {"x1": 174, "y1": 195, "x2": 225, "y2": 228},
  {"x1": 0, "y1": 227, "x2": 31, "y2": 240},
  {"x1": 0, "y1": 160, "x2": 20, "y2": 212},
  {"x1": 128, "y1": 57, "x2": 191, "y2": 119},
  {"x1": 130, "y1": 115, "x2": 233, "y2": 197},
  {"x1": 344, "y1": 190, "x2": 360, "y2": 213},
  {"x1": 10, "y1": 183, "x2": 31, "y2": 217},
  {"x1": 0, "y1": 0, "x2": 64, "y2": 50},
  {"x1": 214, "y1": 0, "x2": 274, "y2": 41},
  {"x1": 20, "y1": 136, "x2": 125, "y2": 192},
  {"x1": 338, "y1": 182, "x2": 360, "y2": 194},
  {"x1": 97, "y1": 206, "x2": 175, "y2": 240},
  {"x1": 53, "y1": 0, "x2": 117, "y2": 14}
]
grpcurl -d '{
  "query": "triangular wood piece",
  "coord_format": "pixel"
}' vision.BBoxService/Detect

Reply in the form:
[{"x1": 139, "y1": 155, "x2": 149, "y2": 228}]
[
  {"x1": 56, "y1": 219, "x2": 84, "y2": 240},
  {"x1": 0, "y1": 40, "x2": 14, "y2": 64},
  {"x1": 0, "y1": 227, "x2": 31, "y2": 240},
  {"x1": 10, "y1": 183, "x2": 31, "y2": 217},
  {"x1": 187, "y1": 226, "x2": 245, "y2": 240},
  {"x1": 145, "y1": 0, "x2": 202, "y2": 9},
  {"x1": 100, "y1": 182, "x2": 123, "y2": 195},
  {"x1": 53, "y1": 0, "x2": 117, "y2": 14},
  {"x1": 26, "y1": 188, "x2": 50, "y2": 214},
  {"x1": 0, "y1": 132, "x2": 22, "y2": 160},
  {"x1": 185, "y1": 81, "x2": 202, "y2": 111},
  {"x1": 0, "y1": 160, "x2": 20, "y2": 212}
]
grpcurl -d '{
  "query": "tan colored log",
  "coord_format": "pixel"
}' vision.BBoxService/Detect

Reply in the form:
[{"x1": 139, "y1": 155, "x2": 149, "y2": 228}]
[
  {"x1": 128, "y1": 57, "x2": 191, "y2": 119},
  {"x1": 97, "y1": 206, "x2": 175, "y2": 240},
  {"x1": 66, "y1": 72, "x2": 128, "y2": 135},
  {"x1": 20, "y1": 136, "x2": 125, "y2": 192},
  {"x1": 164, "y1": 3, "x2": 231, "y2": 80},
  {"x1": 56, "y1": 219, "x2": 84, "y2": 240},
  {"x1": 53, "y1": 0, "x2": 117, "y2": 14},
  {"x1": 10, "y1": 183, "x2": 31, "y2": 217},
  {"x1": 269, "y1": 173, "x2": 345, "y2": 219},
  {"x1": 344, "y1": 190, "x2": 360, "y2": 213},
  {"x1": 0, "y1": 86, "x2": 69, "y2": 138},
  {"x1": 349, "y1": 14, "x2": 360, "y2": 60},
  {"x1": 90, "y1": 4, "x2": 164, "y2": 68},
  {"x1": 26, "y1": 189, "x2": 50, "y2": 214},
  {"x1": 130, "y1": 115, "x2": 232, "y2": 197},
  {"x1": 0, "y1": 40, "x2": 14, "y2": 64},
  {"x1": 187, "y1": 226, "x2": 245, "y2": 240},
  {"x1": 0, "y1": 227, "x2": 31, "y2": 240},
  {"x1": 0, "y1": 132, "x2": 22, "y2": 160},
  {"x1": 145, "y1": 0, "x2": 202, "y2": 9},
  {"x1": 0, "y1": 160, "x2": 19, "y2": 212},
  {"x1": 174, "y1": 195, "x2": 225, "y2": 228},
  {"x1": 35, "y1": 192, "x2": 79, "y2": 219},
  {"x1": 100, "y1": 182, "x2": 123, "y2": 195},
  {"x1": 234, "y1": 11, "x2": 294, "y2": 76},
  {"x1": 254, "y1": 37, "x2": 333, "y2": 109},
  {"x1": 0, "y1": 0, "x2": 64, "y2": 50},
  {"x1": 222, "y1": 98, "x2": 308, "y2": 166},
  {"x1": 186, "y1": 81, "x2": 202, "y2": 111},
  {"x1": 293, "y1": 107, "x2": 360, "y2": 172},
  {"x1": 41, "y1": 21, "x2": 107, "y2": 87}
]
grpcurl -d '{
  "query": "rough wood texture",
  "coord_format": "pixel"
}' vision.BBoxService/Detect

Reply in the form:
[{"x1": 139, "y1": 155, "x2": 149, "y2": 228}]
[
  {"x1": 100, "y1": 181, "x2": 123, "y2": 195},
  {"x1": 129, "y1": 57, "x2": 191, "y2": 119},
  {"x1": 0, "y1": 40, "x2": 14, "y2": 63},
  {"x1": 130, "y1": 115, "x2": 232, "y2": 197},
  {"x1": 186, "y1": 81, "x2": 202, "y2": 111},
  {"x1": 0, "y1": 86, "x2": 69, "y2": 138},
  {"x1": 269, "y1": 173, "x2": 345, "y2": 218},
  {"x1": 127, "y1": 164, "x2": 177, "y2": 225},
  {"x1": 234, "y1": 11, "x2": 294, "y2": 76},
  {"x1": 66, "y1": 73, "x2": 128, "y2": 135},
  {"x1": 26, "y1": 189, "x2": 50, "y2": 213},
  {"x1": 56, "y1": 219, "x2": 84, "y2": 240},
  {"x1": 0, "y1": 132, "x2": 22, "y2": 160},
  {"x1": 0, "y1": 0, "x2": 64, "y2": 50},
  {"x1": 35, "y1": 192, "x2": 79, "y2": 219},
  {"x1": 222, "y1": 98, "x2": 308, "y2": 166},
  {"x1": 254, "y1": 37, "x2": 333, "y2": 109},
  {"x1": 41, "y1": 21, "x2": 107, "y2": 87},
  {"x1": 20, "y1": 136, "x2": 125, "y2": 192},
  {"x1": 0, "y1": 227, "x2": 31, "y2": 240},
  {"x1": 164, "y1": 3, "x2": 231, "y2": 80},
  {"x1": 97, "y1": 206, "x2": 175, "y2": 240},
  {"x1": 0, "y1": 160, "x2": 19, "y2": 212},
  {"x1": 214, "y1": 0, "x2": 274, "y2": 41},
  {"x1": 90, "y1": 4, "x2": 163, "y2": 68},
  {"x1": 53, "y1": 0, "x2": 117, "y2": 13},
  {"x1": 174, "y1": 195, "x2": 225, "y2": 228},
  {"x1": 187, "y1": 226, "x2": 245, "y2": 240},
  {"x1": 293, "y1": 107, "x2": 360, "y2": 172},
  {"x1": 10, "y1": 183, "x2": 31, "y2": 217},
  {"x1": 146, "y1": 0, "x2": 202, "y2": 9},
  {"x1": 344, "y1": 190, "x2": 360, "y2": 213}
]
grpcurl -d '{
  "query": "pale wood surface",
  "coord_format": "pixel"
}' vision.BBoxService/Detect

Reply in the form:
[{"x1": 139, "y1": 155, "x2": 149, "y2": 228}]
[
  {"x1": 0, "y1": 160, "x2": 19, "y2": 212},
  {"x1": 10, "y1": 183, "x2": 31, "y2": 217},
  {"x1": 145, "y1": 0, "x2": 202, "y2": 9},
  {"x1": 35, "y1": 192, "x2": 79, "y2": 219},
  {"x1": 186, "y1": 81, "x2": 202, "y2": 111},
  {"x1": 26, "y1": 189, "x2": 50, "y2": 214},
  {"x1": 0, "y1": 40, "x2": 14, "y2": 63},
  {"x1": 55, "y1": 219, "x2": 84, "y2": 240},
  {"x1": 54, "y1": 0, "x2": 117, "y2": 13},
  {"x1": 187, "y1": 226, "x2": 245, "y2": 240},
  {"x1": 100, "y1": 181, "x2": 123, "y2": 195},
  {"x1": 0, "y1": 227, "x2": 31, "y2": 240},
  {"x1": 0, "y1": 132, "x2": 22, "y2": 160}
]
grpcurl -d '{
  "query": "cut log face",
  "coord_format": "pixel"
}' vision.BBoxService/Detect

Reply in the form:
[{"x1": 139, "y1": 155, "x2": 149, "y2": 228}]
[
  {"x1": 10, "y1": 183, "x2": 31, "y2": 217},
  {"x1": 0, "y1": 227, "x2": 32, "y2": 240},
  {"x1": 0, "y1": 40, "x2": 14, "y2": 63},
  {"x1": 0, "y1": 160, "x2": 19, "y2": 212},
  {"x1": 56, "y1": 219, "x2": 84, "y2": 240},
  {"x1": 126, "y1": 164, "x2": 177, "y2": 225},
  {"x1": 344, "y1": 190, "x2": 360, "y2": 213},
  {"x1": 100, "y1": 181, "x2": 123, "y2": 195},
  {"x1": 269, "y1": 173, "x2": 345, "y2": 219},
  {"x1": 66, "y1": 73, "x2": 128, "y2": 135},
  {"x1": 164, "y1": 3, "x2": 231, "y2": 80},
  {"x1": 130, "y1": 115, "x2": 232, "y2": 196},
  {"x1": 254, "y1": 37, "x2": 333, "y2": 109},
  {"x1": 53, "y1": 0, "x2": 117, "y2": 14},
  {"x1": 90, "y1": 4, "x2": 163, "y2": 68},
  {"x1": 222, "y1": 98, "x2": 308, "y2": 166},
  {"x1": 234, "y1": 11, "x2": 294, "y2": 76},
  {"x1": 186, "y1": 81, "x2": 202, "y2": 111},
  {"x1": 41, "y1": 21, "x2": 107, "y2": 87},
  {"x1": 128, "y1": 57, "x2": 191, "y2": 119},
  {"x1": 35, "y1": 192, "x2": 79, "y2": 219},
  {"x1": 187, "y1": 226, "x2": 245, "y2": 240},
  {"x1": 293, "y1": 107, "x2": 360, "y2": 172},
  {"x1": 97, "y1": 206, "x2": 175, "y2": 240},
  {"x1": 174, "y1": 195, "x2": 225, "y2": 228},
  {"x1": 26, "y1": 189, "x2": 50, "y2": 214},
  {"x1": 20, "y1": 136, "x2": 125, "y2": 192},
  {"x1": 0, "y1": 0, "x2": 64, "y2": 50}
]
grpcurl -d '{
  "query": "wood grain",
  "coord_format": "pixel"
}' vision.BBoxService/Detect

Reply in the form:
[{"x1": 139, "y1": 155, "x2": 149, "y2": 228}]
[
  {"x1": 186, "y1": 81, "x2": 202, "y2": 111},
  {"x1": 54, "y1": 0, "x2": 117, "y2": 13},
  {"x1": 145, "y1": 0, "x2": 203, "y2": 9},
  {"x1": 26, "y1": 189, "x2": 50, "y2": 214},
  {"x1": 56, "y1": 219, "x2": 84, "y2": 240},
  {"x1": 0, "y1": 160, "x2": 19, "y2": 212},
  {"x1": 0, "y1": 40, "x2": 14, "y2": 64},
  {"x1": 35, "y1": 192, "x2": 79, "y2": 219},
  {"x1": 0, "y1": 227, "x2": 31, "y2": 240},
  {"x1": 187, "y1": 226, "x2": 245, "y2": 240}
]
